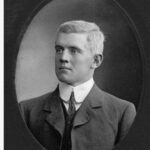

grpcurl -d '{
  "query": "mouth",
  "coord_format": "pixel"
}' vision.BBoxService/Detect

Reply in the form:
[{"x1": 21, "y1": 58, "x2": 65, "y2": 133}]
[{"x1": 59, "y1": 67, "x2": 71, "y2": 70}]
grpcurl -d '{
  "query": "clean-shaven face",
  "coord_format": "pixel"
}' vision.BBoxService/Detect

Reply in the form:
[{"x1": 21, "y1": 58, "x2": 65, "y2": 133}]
[{"x1": 55, "y1": 33, "x2": 95, "y2": 86}]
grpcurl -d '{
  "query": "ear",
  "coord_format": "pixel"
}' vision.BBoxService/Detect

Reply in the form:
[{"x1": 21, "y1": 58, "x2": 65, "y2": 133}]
[{"x1": 91, "y1": 54, "x2": 103, "y2": 69}]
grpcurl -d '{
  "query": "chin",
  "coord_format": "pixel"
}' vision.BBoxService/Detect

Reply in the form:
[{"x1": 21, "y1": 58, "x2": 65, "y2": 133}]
[
  {"x1": 59, "y1": 79, "x2": 73, "y2": 85},
  {"x1": 57, "y1": 74, "x2": 72, "y2": 84}
]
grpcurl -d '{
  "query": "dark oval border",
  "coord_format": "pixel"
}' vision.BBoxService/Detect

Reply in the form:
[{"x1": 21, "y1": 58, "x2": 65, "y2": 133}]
[{"x1": 5, "y1": 0, "x2": 150, "y2": 150}]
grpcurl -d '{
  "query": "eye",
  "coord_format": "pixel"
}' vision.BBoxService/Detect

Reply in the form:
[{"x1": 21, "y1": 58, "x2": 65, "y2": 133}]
[
  {"x1": 55, "y1": 46, "x2": 63, "y2": 53},
  {"x1": 70, "y1": 47, "x2": 78, "y2": 54}
]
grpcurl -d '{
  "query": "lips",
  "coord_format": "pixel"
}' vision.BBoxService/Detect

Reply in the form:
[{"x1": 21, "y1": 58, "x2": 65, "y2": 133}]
[{"x1": 59, "y1": 66, "x2": 71, "y2": 70}]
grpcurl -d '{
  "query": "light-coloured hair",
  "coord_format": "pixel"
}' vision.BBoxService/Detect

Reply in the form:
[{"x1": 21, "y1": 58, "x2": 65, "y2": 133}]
[{"x1": 56, "y1": 20, "x2": 105, "y2": 55}]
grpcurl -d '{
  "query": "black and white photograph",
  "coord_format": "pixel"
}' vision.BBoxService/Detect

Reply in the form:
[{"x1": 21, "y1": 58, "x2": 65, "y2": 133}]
[{"x1": 5, "y1": 0, "x2": 150, "y2": 150}]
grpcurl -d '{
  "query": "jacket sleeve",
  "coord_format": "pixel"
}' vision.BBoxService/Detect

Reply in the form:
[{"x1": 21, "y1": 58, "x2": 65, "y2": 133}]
[{"x1": 118, "y1": 103, "x2": 136, "y2": 142}]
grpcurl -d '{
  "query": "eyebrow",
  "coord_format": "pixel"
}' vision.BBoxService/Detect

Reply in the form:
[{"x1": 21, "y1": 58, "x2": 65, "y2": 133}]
[
  {"x1": 55, "y1": 45, "x2": 64, "y2": 49},
  {"x1": 55, "y1": 44, "x2": 83, "y2": 52},
  {"x1": 69, "y1": 46, "x2": 81, "y2": 52}
]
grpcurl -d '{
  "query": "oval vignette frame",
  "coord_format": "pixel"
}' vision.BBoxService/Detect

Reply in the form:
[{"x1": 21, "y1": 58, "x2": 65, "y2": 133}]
[{"x1": 8, "y1": 0, "x2": 148, "y2": 150}]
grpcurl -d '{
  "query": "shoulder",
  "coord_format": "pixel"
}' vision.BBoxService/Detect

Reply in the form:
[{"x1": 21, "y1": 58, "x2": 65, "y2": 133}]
[
  {"x1": 91, "y1": 84, "x2": 135, "y2": 111},
  {"x1": 102, "y1": 90, "x2": 135, "y2": 109},
  {"x1": 96, "y1": 87, "x2": 136, "y2": 122},
  {"x1": 19, "y1": 91, "x2": 53, "y2": 111}
]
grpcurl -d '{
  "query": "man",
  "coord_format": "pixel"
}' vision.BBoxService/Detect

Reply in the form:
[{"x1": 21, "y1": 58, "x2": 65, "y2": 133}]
[{"x1": 19, "y1": 20, "x2": 136, "y2": 150}]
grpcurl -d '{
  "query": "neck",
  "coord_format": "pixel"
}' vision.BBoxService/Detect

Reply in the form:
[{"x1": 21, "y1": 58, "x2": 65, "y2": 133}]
[{"x1": 63, "y1": 77, "x2": 94, "y2": 87}]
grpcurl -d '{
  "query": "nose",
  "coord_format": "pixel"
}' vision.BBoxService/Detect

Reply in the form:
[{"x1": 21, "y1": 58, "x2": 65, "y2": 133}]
[{"x1": 59, "y1": 49, "x2": 69, "y2": 63}]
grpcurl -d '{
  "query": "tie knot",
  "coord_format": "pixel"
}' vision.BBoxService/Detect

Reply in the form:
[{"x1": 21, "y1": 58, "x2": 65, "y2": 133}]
[
  {"x1": 68, "y1": 91, "x2": 76, "y2": 116},
  {"x1": 70, "y1": 91, "x2": 75, "y2": 100},
  {"x1": 69, "y1": 91, "x2": 76, "y2": 106},
  {"x1": 69, "y1": 91, "x2": 82, "y2": 105}
]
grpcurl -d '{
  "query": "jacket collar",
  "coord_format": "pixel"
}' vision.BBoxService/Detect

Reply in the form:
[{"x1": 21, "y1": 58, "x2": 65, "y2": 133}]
[
  {"x1": 43, "y1": 84, "x2": 104, "y2": 136},
  {"x1": 43, "y1": 87, "x2": 65, "y2": 136},
  {"x1": 73, "y1": 84, "x2": 104, "y2": 127}
]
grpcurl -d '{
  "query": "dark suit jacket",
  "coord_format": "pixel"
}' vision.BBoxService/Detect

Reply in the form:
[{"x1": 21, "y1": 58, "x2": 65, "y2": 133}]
[{"x1": 19, "y1": 84, "x2": 136, "y2": 150}]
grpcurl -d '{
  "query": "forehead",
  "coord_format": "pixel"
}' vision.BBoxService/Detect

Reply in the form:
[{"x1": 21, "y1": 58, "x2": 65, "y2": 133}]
[{"x1": 55, "y1": 33, "x2": 89, "y2": 47}]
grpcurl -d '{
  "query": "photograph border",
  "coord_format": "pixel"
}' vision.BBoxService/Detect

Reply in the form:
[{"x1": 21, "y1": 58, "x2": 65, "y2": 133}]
[{"x1": 5, "y1": 0, "x2": 150, "y2": 149}]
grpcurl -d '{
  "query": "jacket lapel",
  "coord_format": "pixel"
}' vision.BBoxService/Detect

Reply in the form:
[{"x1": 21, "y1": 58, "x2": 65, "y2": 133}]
[
  {"x1": 43, "y1": 87, "x2": 65, "y2": 137},
  {"x1": 73, "y1": 84, "x2": 104, "y2": 128},
  {"x1": 42, "y1": 84, "x2": 104, "y2": 134}
]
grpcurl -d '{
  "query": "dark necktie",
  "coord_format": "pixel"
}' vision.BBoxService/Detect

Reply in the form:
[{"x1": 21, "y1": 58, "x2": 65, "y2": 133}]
[
  {"x1": 68, "y1": 91, "x2": 76, "y2": 119},
  {"x1": 61, "y1": 91, "x2": 76, "y2": 150}
]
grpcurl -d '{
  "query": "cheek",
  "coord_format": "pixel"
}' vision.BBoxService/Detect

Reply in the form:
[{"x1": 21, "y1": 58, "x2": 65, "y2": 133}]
[
  {"x1": 73, "y1": 57, "x2": 92, "y2": 69},
  {"x1": 55, "y1": 56, "x2": 59, "y2": 64}
]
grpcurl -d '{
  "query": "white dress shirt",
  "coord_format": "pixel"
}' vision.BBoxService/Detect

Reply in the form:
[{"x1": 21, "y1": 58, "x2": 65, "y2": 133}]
[{"x1": 59, "y1": 78, "x2": 94, "y2": 110}]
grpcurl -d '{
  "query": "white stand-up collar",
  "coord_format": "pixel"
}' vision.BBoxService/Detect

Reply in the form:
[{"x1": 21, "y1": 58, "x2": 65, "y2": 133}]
[{"x1": 59, "y1": 78, "x2": 94, "y2": 103}]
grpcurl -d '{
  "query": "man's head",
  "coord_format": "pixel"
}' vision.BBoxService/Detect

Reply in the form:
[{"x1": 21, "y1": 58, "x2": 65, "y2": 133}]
[{"x1": 55, "y1": 20, "x2": 105, "y2": 86}]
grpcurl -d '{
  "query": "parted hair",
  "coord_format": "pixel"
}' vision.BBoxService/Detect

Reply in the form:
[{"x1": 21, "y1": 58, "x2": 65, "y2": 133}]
[{"x1": 57, "y1": 20, "x2": 105, "y2": 55}]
